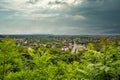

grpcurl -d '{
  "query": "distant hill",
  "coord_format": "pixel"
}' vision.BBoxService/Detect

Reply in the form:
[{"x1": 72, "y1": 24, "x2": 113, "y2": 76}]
[{"x1": 0, "y1": 34, "x2": 54, "y2": 38}]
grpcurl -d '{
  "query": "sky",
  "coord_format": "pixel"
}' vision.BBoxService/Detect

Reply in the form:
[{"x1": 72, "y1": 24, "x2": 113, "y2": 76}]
[{"x1": 0, "y1": 0, "x2": 120, "y2": 35}]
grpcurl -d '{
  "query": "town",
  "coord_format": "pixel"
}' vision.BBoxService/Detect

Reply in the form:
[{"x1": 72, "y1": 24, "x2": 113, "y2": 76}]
[{"x1": 1, "y1": 34, "x2": 119, "y2": 54}]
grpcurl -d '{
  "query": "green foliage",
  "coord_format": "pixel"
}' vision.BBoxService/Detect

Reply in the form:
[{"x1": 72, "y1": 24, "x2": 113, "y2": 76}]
[
  {"x1": 0, "y1": 38, "x2": 22, "y2": 80},
  {"x1": 0, "y1": 38, "x2": 120, "y2": 80}
]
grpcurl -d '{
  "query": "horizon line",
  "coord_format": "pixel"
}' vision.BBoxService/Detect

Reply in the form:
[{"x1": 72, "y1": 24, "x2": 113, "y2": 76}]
[{"x1": 0, "y1": 33, "x2": 120, "y2": 36}]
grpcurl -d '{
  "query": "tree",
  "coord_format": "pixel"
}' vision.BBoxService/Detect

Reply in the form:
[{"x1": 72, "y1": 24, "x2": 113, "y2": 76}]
[{"x1": 0, "y1": 38, "x2": 22, "y2": 79}]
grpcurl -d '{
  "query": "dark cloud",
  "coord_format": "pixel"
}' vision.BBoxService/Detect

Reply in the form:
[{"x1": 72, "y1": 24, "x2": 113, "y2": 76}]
[
  {"x1": 64, "y1": 0, "x2": 120, "y2": 34},
  {"x1": 0, "y1": 0, "x2": 120, "y2": 35},
  {"x1": 48, "y1": 1, "x2": 67, "y2": 5}
]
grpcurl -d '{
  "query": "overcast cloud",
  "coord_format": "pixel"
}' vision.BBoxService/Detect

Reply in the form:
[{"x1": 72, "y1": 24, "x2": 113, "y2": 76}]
[{"x1": 0, "y1": 0, "x2": 120, "y2": 35}]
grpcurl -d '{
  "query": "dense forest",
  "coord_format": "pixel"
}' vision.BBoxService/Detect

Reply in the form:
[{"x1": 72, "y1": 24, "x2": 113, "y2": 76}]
[{"x1": 0, "y1": 36, "x2": 120, "y2": 80}]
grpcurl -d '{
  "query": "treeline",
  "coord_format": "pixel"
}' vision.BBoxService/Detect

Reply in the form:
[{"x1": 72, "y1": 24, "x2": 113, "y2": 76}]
[{"x1": 0, "y1": 38, "x2": 120, "y2": 80}]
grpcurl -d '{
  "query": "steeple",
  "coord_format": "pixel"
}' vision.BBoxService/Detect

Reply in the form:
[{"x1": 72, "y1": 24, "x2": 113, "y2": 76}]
[{"x1": 71, "y1": 41, "x2": 77, "y2": 54}]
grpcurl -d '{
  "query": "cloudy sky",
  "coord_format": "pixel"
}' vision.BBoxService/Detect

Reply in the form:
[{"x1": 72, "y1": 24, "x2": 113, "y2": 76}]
[{"x1": 0, "y1": 0, "x2": 120, "y2": 35}]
